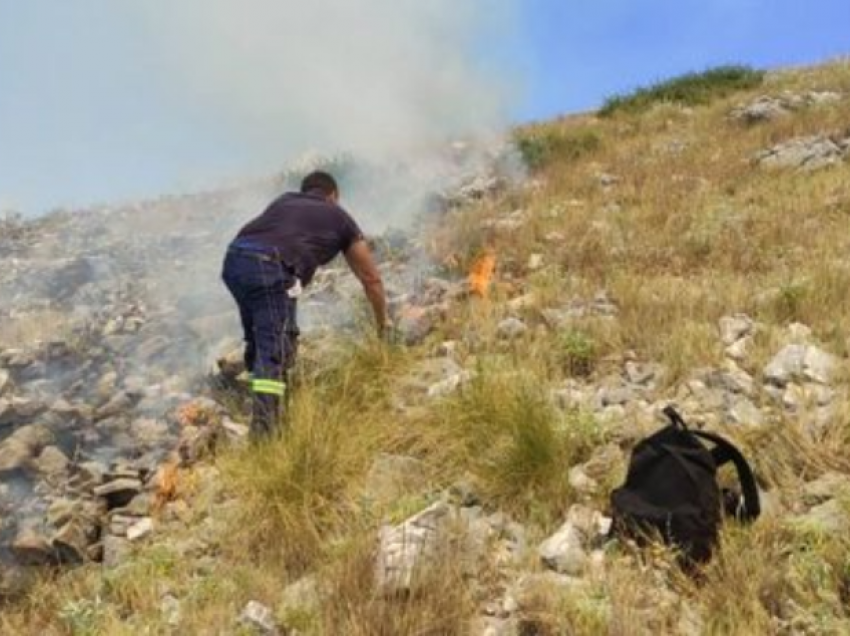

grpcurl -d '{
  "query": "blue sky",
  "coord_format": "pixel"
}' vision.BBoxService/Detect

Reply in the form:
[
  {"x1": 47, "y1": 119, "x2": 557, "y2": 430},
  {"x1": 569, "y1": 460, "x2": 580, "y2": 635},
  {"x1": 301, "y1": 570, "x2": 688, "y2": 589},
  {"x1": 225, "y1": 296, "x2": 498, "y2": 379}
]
[
  {"x1": 1, "y1": 1, "x2": 848, "y2": 214},
  {"x1": 519, "y1": 0, "x2": 850, "y2": 121}
]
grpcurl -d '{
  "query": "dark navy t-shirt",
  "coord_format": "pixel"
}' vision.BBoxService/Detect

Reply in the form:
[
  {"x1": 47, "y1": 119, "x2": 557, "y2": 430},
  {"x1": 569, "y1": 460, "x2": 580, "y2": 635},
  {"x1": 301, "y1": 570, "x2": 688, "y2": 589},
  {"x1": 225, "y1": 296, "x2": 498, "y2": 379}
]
[{"x1": 233, "y1": 191, "x2": 364, "y2": 285}]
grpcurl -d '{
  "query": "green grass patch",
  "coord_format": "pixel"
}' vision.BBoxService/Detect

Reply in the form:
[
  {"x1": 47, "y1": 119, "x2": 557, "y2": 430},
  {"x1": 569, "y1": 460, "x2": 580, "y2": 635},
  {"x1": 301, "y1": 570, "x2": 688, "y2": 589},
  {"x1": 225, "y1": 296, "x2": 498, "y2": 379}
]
[
  {"x1": 599, "y1": 65, "x2": 765, "y2": 117},
  {"x1": 436, "y1": 370, "x2": 607, "y2": 522},
  {"x1": 514, "y1": 126, "x2": 602, "y2": 171},
  {"x1": 559, "y1": 329, "x2": 598, "y2": 377}
]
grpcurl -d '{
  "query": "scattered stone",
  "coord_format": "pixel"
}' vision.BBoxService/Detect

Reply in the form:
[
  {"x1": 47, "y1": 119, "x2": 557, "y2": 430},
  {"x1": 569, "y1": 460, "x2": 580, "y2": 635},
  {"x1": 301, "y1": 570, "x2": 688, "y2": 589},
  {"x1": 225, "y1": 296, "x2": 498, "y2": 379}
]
[
  {"x1": 94, "y1": 478, "x2": 143, "y2": 508},
  {"x1": 279, "y1": 576, "x2": 321, "y2": 626},
  {"x1": 764, "y1": 342, "x2": 838, "y2": 387},
  {"x1": 802, "y1": 346, "x2": 838, "y2": 384},
  {"x1": 10, "y1": 527, "x2": 55, "y2": 566},
  {"x1": 376, "y1": 501, "x2": 452, "y2": 593},
  {"x1": 731, "y1": 96, "x2": 790, "y2": 123},
  {"x1": 35, "y1": 445, "x2": 69, "y2": 477},
  {"x1": 624, "y1": 361, "x2": 660, "y2": 387},
  {"x1": 782, "y1": 384, "x2": 834, "y2": 411},
  {"x1": 160, "y1": 593, "x2": 182, "y2": 627},
  {"x1": 130, "y1": 418, "x2": 170, "y2": 447},
  {"x1": 483, "y1": 209, "x2": 526, "y2": 232},
  {"x1": 538, "y1": 507, "x2": 599, "y2": 575},
  {"x1": 52, "y1": 515, "x2": 98, "y2": 563},
  {"x1": 102, "y1": 535, "x2": 132, "y2": 568},
  {"x1": 787, "y1": 322, "x2": 813, "y2": 342},
  {"x1": 596, "y1": 383, "x2": 635, "y2": 408},
  {"x1": 596, "y1": 173, "x2": 619, "y2": 187},
  {"x1": 568, "y1": 466, "x2": 597, "y2": 495},
  {"x1": 756, "y1": 135, "x2": 845, "y2": 171},
  {"x1": 507, "y1": 293, "x2": 536, "y2": 312},
  {"x1": 728, "y1": 396, "x2": 764, "y2": 428},
  {"x1": 94, "y1": 391, "x2": 137, "y2": 422},
  {"x1": 725, "y1": 336, "x2": 752, "y2": 361},
  {"x1": 75, "y1": 461, "x2": 107, "y2": 488},
  {"x1": 427, "y1": 370, "x2": 473, "y2": 399},
  {"x1": 763, "y1": 344, "x2": 807, "y2": 387},
  {"x1": 126, "y1": 517, "x2": 154, "y2": 542},
  {"x1": 580, "y1": 444, "x2": 625, "y2": 484},
  {"x1": 732, "y1": 91, "x2": 843, "y2": 124},
  {"x1": 222, "y1": 418, "x2": 250, "y2": 445},
  {"x1": 0, "y1": 423, "x2": 53, "y2": 473},
  {"x1": 497, "y1": 317, "x2": 528, "y2": 340},
  {"x1": 719, "y1": 314, "x2": 754, "y2": 346},
  {"x1": 238, "y1": 600, "x2": 280, "y2": 635}
]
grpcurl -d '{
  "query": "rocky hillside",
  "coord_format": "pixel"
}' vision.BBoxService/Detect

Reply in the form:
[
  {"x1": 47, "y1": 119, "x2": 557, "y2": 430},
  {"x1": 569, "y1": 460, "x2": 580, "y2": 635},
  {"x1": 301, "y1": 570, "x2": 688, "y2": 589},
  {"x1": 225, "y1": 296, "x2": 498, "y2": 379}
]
[{"x1": 2, "y1": 59, "x2": 850, "y2": 635}]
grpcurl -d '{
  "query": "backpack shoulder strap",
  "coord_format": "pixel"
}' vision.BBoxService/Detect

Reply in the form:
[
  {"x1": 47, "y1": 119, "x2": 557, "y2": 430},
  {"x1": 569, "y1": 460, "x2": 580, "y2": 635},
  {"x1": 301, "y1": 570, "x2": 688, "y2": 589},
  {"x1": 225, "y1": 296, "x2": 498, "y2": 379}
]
[
  {"x1": 690, "y1": 429, "x2": 761, "y2": 521},
  {"x1": 663, "y1": 405, "x2": 688, "y2": 429}
]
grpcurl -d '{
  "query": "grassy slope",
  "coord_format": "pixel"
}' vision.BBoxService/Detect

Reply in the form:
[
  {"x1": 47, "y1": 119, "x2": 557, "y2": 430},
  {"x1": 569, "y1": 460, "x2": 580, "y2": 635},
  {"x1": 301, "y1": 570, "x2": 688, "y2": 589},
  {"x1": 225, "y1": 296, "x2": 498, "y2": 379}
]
[{"x1": 5, "y1": 58, "x2": 850, "y2": 635}]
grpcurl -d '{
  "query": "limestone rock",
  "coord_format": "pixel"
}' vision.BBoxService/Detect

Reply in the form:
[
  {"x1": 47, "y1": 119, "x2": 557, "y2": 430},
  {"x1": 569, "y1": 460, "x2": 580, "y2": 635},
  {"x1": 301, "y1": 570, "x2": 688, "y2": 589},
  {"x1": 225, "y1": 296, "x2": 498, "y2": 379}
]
[
  {"x1": 0, "y1": 424, "x2": 52, "y2": 473},
  {"x1": 802, "y1": 346, "x2": 838, "y2": 384},
  {"x1": 497, "y1": 317, "x2": 528, "y2": 340},
  {"x1": 102, "y1": 535, "x2": 132, "y2": 568},
  {"x1": 94, "y1": 478, "x2": 143, "y2": 508},
  {"x1": 764, "y1": 344, "x2": 807, "y2": 387},
  {"x1": 238, "y1": 600, "x2": 280, "y2": 635},
  {"x1": 538, "y1": 507, "x2": 601, "y2": 575},
  {"x1": 35, "y1": 445, "x2": 69, "y2": 477},
  {"x1": 10, "y1": 527, "x2": 55, "y2": 566},
  {"x1": 279, "y1": 576, "x2": 321, "y2": 626},
  {"x1": 52, "y1": 514, "x2": 98, "y2": 563},
  {"x1": 719, "y1": 314, "x2": 754, "y2": 346},
  {"x1": 756, "y1": 136, "x2": 844, "y2": 170},
  {"x1": 427, "y1": 370, "x2": 473, "y2": 399},
  {"x1": 127, "y1": 517, "x2": 154, "y2": 542},
  {"x1": 376, "y1": 501, "x2": 451, "y2": 593},
  {"x1": 0, "y1": 369, "x2": 9, "y2": 395}
]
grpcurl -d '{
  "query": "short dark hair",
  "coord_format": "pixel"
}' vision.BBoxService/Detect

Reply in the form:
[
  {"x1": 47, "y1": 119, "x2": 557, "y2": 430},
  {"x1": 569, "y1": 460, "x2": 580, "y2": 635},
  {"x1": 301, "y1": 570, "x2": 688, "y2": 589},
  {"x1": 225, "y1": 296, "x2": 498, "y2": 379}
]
[{"x1": 300, "y1": 171, "x2": 339, "y2": 197}]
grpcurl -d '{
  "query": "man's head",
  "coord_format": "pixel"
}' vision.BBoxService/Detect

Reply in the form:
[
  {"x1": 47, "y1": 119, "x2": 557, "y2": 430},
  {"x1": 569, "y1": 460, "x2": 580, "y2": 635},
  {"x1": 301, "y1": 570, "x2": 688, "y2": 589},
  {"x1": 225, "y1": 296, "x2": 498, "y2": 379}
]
[{"x1": 300, "y1": 171, "x2": 339, "y2": 203}]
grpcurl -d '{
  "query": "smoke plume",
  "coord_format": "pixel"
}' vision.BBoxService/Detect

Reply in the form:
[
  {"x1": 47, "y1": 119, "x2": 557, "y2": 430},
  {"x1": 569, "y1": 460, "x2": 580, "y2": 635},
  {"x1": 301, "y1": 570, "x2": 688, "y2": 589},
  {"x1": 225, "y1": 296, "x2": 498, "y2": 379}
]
[{"x1": 125, "y1": 0, "x2": 521, "y2": 225}]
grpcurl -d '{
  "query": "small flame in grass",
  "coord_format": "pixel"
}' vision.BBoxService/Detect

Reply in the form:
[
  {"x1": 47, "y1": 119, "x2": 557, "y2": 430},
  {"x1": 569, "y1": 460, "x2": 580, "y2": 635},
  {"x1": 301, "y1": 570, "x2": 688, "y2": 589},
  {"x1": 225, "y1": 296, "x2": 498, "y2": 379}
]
[
  {"x1": 153, "y1": 460, "x2": 180, "y2": 513},
  {"x1": 176, "y1": 400, "x2": 216, "y2": 428},
  {"x1": 469, "y1": 248, "x2": 496, "y2": 298}
]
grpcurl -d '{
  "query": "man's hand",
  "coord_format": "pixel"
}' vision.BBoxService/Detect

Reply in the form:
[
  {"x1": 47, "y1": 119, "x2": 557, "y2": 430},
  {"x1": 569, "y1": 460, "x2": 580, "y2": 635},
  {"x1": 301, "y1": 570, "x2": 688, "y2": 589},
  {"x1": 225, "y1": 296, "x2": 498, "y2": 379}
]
[{"x1": 344, "y1": 239, "x2": 390, "y2": 332}]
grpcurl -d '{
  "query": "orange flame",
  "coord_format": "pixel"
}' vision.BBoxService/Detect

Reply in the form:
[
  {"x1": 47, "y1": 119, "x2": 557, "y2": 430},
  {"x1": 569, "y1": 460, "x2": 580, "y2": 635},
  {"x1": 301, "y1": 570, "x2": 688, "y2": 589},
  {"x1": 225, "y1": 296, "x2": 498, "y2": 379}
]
[
  {"x1": 153, "y1": 461, "x2": 180, "y2": 513},
  {"x1": 468, "y1": 249, "x2": 496, "y2": 298},
  {"x1": 176, "y1": 400, "x2": 217, "y2": 428}
]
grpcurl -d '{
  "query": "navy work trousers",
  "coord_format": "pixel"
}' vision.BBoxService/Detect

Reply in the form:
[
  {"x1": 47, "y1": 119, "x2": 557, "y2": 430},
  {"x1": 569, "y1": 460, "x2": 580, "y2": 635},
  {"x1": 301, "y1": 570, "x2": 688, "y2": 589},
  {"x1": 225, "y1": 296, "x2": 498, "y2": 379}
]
[{"x1": 222, "y1": 244, "x2": 300, "y2": 437}]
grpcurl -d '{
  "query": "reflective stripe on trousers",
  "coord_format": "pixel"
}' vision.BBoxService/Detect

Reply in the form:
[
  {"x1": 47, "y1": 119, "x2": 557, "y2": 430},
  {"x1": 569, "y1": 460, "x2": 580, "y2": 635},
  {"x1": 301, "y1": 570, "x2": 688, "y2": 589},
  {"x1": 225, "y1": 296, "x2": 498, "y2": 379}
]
[{"x1": 251, "y1": 378, "x2": 286, "y2": 396}]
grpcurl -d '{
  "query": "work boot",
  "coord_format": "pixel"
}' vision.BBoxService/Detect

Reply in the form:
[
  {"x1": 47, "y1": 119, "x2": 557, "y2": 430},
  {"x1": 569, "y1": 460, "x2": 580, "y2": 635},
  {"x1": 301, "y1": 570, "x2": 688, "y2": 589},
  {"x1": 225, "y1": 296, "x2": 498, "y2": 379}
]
[{"x1": 251, "y1": 393, "x2": 283, "y2": 439}]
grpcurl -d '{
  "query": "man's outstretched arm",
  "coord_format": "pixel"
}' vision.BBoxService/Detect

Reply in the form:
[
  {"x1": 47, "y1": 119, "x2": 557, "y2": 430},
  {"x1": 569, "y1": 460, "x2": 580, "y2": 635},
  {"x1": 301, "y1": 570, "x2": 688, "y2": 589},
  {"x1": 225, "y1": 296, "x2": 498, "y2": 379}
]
[{"x1": 344, "y1": 239, "x2": 389, "y2": 334}]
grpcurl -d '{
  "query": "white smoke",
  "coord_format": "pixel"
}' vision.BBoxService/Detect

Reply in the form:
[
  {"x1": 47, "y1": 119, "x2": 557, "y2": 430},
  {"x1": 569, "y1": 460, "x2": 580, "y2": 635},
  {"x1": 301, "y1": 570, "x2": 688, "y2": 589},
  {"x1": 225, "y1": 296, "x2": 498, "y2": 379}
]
[{"x1": 125, "y1": 1, "x2": 521, "y2": 224}]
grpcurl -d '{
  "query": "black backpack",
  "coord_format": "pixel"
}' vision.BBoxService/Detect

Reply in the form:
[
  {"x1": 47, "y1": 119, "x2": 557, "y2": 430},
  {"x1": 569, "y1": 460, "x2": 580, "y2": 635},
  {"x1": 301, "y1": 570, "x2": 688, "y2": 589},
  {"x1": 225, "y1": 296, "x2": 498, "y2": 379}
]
[{"x1": 610, "y1": 406, "x2": 760, "y2": 565}]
